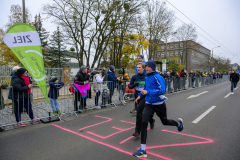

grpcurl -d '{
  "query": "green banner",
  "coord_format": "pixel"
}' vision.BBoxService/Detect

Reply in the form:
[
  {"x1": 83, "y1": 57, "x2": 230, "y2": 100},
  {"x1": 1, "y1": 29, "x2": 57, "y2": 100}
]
[{"x1": 3, "y1": 23, "x2": 48, "y2": 103}]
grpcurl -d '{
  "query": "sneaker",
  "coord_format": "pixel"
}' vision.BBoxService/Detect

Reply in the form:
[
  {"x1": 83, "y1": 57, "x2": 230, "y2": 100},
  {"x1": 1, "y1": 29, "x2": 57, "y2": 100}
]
[
  {"x1": 57, "y1": 110, "x2": 61, "y2": 115},
  {"x1": 54, "y1": 111, "x2": 58, "y2": 116},
  {"x1": 133, "y1": 148, "x2": 147, "y2": 158},
  {"x1": 150, "y1": 118, "x2": 155, "y2": 129},
  {"x1": 132, "y1": 132, "x2": 140, "y2": 137},
  {"x1": 17, "y1": 122, "x2": 26, "y2": 127},
  {"x1": 95, "y1": 106, "x2": 101, "y2": 109},
  {"x1": 130, "y1": 109, "x2": 137, "y2": 114},
  {"x1": 32, "y1": 117, "x2": 39, "y2": 123},
  {"x1": 231, "y1": 92, "x2": 234, "y2": 94},
  {"x1": 177, "y1": 118, "x2": 184, "y2": 132}
]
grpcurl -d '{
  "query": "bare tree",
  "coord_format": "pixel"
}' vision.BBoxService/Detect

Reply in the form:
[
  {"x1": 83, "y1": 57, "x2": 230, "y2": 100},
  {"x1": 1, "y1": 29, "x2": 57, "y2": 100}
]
[
  {"x1": 173, "y1": 23, "x2": 198, "y2": 70},
  {"x1": 145, "y1": 0, "x2": 175, "y2": 60}
]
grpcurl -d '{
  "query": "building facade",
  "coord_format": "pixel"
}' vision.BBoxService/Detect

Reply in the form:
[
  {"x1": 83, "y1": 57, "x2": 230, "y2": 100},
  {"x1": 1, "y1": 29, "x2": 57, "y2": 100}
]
[{"x1": 155, "y1": 40, "x2": 211, "y2": 72}]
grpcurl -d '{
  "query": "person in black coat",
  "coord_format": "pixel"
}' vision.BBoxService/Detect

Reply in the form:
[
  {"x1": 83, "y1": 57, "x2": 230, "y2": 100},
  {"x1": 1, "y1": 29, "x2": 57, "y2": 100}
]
[
  {"x1": 74, "y1": 65, "x2": 90, "y2": 111},
  {"x1": 230, "y1": 71, "x2": 239, "y2": 94},
  {"x1": 12, "y1": 68, "x2": 38, "y2": 126}
]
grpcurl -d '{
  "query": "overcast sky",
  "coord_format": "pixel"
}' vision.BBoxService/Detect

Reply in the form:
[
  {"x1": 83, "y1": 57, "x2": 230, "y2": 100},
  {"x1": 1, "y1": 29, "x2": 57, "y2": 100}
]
[{"x1": 0, "y1": 0, "x2": 239, "y2": 64}]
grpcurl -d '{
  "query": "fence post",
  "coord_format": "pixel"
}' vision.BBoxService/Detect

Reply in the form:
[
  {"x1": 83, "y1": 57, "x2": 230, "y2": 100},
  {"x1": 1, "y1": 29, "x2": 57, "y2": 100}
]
[{"x1": 63, "y1": 66, "x2": 70, "y2": 85}]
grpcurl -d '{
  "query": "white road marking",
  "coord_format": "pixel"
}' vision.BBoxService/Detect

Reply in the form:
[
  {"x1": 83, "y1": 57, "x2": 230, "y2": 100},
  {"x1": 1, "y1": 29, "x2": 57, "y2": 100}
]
[
  {"x1": 224, "y1": 93, "x2": 231, "y2": 98},
  {"x1": 234, "y1": 87, "x2": 238, "y2": 90},
  {"x1": 192, "y1": 106, "x2": 216, "y2": 124},
  {"x1": 186, "y1": 91, "x2": 209, "y2": 99}
]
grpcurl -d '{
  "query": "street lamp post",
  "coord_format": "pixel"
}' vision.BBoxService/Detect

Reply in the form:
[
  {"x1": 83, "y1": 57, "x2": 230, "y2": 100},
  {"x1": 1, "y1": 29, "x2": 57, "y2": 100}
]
[{"x1": 210, "y1": 46, "x2": 220, "y2": 72}]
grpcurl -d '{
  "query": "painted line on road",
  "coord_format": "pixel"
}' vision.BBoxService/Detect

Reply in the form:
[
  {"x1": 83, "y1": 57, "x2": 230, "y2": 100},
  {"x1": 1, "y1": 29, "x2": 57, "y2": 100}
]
[
  {"x1": 192, "y1": 106, "x2": 216, "y2": 124},
  {"x1": 224, "y1": 93, "x2": 231, "y2": 98},
  {"x1": 186, "y1": 91, "x2": 209, "y2": 99}
]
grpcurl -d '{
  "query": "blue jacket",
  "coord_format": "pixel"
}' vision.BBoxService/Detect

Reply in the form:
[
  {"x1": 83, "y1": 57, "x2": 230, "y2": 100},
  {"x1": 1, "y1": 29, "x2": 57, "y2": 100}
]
[
  {"x1": 139, "y1": 72, "x2": 165, "y2": 104},
  {"x1": 48, "y1": 82, "x2": 64, "y2": 99},
  {"x1": 107, "y1": 70, "x2": 118, "y2": 89},
  {"x1": 136, "y1": 61, "x2": 147, "y2": 74}
]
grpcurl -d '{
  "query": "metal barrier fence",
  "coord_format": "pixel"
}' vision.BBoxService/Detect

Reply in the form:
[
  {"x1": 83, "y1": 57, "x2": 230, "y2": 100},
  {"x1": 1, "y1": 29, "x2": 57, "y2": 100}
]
[
  {"x1": 0, "y1": 75, "x2": 229, "y2": 130},
  {"x1": 165, "y1": 75, "x2": 229, "y2": 94}
]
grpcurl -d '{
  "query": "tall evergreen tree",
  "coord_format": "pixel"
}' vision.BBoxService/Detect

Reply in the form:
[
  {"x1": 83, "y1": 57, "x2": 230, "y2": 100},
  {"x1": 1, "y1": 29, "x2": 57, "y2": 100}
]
[
  {"x1": 32, "y1": 14, "x2": 49, "y2": 66},
  {"x1": 47, "y1": 27, "x2": 69, "y2": 67}
]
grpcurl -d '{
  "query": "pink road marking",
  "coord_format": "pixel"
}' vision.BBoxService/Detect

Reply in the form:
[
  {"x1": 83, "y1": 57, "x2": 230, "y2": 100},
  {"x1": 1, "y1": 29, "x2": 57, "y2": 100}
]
[
  {"x1": 52, "y1": 124, "x2": 150, "y2": 160},
  {"x1": 79, "y1": 115, "x2": 112, "y2": 131},
  {"x1": 87, "y1": 126, "x2": 136, "y2": 139},
  {"x1": 120, "y1": 127, "x2": 151, "y2": 144},
  {"x1": 112, "y1": 127, "x2": 126, "y2": 131},
  {"x1": 147, "y1": 151, "x2": 173, "y2": 160},
  {"x1": 120, "y1": 120, "x2": 136, "y2": 124},
  {"x1": 146, "y1": 129, "x2": 214, "y2": 149}
]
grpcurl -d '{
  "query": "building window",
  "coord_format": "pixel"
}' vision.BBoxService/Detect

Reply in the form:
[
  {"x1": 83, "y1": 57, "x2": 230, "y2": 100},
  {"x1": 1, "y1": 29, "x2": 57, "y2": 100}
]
[
  {"x1": 175, "y1": 43, "x2": 178, "y2": 48},
  {"x1": 157, "y1": 51, "x2": 160, "y2": 57},
  {"x1": 170, "y1": 51, "x2": 173, "y2": 56},
  {"x1": 161, "y1": 52, "x2": 165, "y2": 57},
  {"x1": 180, "y1": 50, "x2": 183, "y2": 55},
  {"x1": 180, "y1": 59, "x2": 181, "y2": 63},
  {"x1": 167, "y1": 51, "x2": 169, "y2": 56},
  {"x1": 170, "y1": 44, "x2": 173, "y2": 48},
  {"x1": 161, "y1": 45, "x2": 165, "y2": 50},
  {"x1": 180, "y1": 43, "x2": 183, "y2": 47},
  {"x1": 175, "y1": 50, "x2": 178, "y2": 56},
  {"x1": 167, "y1": 45, "x2": 170, "y2": 49}
]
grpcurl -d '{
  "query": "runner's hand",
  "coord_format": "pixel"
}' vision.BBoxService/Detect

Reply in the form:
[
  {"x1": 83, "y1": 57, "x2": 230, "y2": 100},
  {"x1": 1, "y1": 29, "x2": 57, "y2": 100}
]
[
  {"x1": 141, "y1": 90, "x2": 147, "y2": 95},
  {"x1": 134, "y1": 96, "x2": 141, "y2": 104}
]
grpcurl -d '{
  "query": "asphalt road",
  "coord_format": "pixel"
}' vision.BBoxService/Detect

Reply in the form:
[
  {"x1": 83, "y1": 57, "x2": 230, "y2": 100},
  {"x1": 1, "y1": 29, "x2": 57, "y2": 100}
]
[{"x1": 1, "y1": 80, "x2": 240, "y2": 160}]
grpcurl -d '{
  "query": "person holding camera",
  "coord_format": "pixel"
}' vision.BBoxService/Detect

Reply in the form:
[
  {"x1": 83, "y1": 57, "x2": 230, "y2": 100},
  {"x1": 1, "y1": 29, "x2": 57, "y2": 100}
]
[{"x1": 12, "y1": 68, "x2": 38, "y2": 126}]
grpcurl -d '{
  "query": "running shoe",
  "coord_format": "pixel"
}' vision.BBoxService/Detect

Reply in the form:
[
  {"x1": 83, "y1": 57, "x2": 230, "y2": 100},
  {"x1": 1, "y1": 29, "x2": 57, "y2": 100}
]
[
  {"x1": 95, "y1": 106, "x2": 101, "y2": 109},
  {"x1": 150, "y1": 118, "x2": 155, "y2": 129},
  {"x1": 133, "y1": 148, "x2": 147, "y2": 158},
  {"x1": 57, "y1": 110, "x2": 61, "y2": 115},
  {"x1": 32, "y1": 117, "x2": 39, "y2": 123},
  {"x1": 132, "y1": 132, "x2": 140, "y2": 137},
  {"x1": 177, "y1": 118, "x2": 184, "y2": 132},
  {"x1": 130, "y1": 109, "x2": 137, "y2": 114},
  {"x1": 54, "y1": 111, "x2": 58, "y2": 116},
  {"x1": 17, "y1": 122, "x2": 26, "y2": 127},
  {"x1": 231, "y1": 92, "x2": 234, "y2": 94}
]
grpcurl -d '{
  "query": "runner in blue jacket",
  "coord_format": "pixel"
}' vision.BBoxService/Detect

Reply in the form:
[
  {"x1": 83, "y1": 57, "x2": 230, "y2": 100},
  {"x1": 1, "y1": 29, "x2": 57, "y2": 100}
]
[{"x1": 132, "y1": 60, "x2": 184, "y2": 158}]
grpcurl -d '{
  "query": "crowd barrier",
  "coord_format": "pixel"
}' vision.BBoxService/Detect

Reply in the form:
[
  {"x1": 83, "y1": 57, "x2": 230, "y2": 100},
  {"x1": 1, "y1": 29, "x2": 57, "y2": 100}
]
[{"x1": 0, "y1": 75, "x2": 229, "y2": 130}]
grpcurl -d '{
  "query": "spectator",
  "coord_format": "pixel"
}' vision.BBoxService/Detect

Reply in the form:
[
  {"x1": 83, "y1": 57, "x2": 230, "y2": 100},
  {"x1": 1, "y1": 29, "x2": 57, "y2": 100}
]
[
  {"x1": 230, "y1": 70, "x2": 239, "y2": 94},
  {"x1": 93, "y1": 68, "x2": 104, "y2": 109},
  {"x1": 48, "y1": 77, "x2": 64, "y2": 116},
  {"x1": 101, "y1": 88, "x2": 109, "y2": 108},
  {"x1": 107, "y1": 65, "x2": 120, "y2": 105},
  {"x1": 101, "y1": 67, "x2": 108, "y2": 86},
  {"x1": 136, "y1": 55, "x2": 146, "y2": 74},
  {"x1": 173, "y1": 72, "x2": 180, "y2": 92},
  {"x1": 8, "y1": 66, "x2": 20, "y2": 101},
  {"x1": 0, "y1": 82, "x2": 8, "y2": 132},
  {"x1": 12, "y1": 68, "x2": 38, "y2": 126},
  {"x1": 195, "y1": 71, "x2": 200, "y2": 87},
  {"x1": 0, "y1": 83, "x2": 8, "y2": 110},
  {"x1": 166, "y1": 71, "x2": 172, "y2": 93},
  {"x1": 179, "y1": 69, "x2": 187, "y2": 90},
  {"x1": 74, "y1": 65, "x2": 90, "y2": 112},
  {"x1": 118, "y1": 68, "x2": 129, "y2": 104}
]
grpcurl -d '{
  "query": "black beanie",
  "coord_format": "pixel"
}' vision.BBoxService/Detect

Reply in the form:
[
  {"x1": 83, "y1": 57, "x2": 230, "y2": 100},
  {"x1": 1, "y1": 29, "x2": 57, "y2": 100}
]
[
  {"x1": 15, "y1": 68, "x2": 27, "y2": 76},
  {"x1": 50, "y1": 77, "x2": 58, "y2": 82}
]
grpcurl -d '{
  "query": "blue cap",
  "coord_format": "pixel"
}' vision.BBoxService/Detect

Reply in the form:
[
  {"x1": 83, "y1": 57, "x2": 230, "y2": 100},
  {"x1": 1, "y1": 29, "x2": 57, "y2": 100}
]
[{"x1": 146, "y1": 60, "x2": 156, "y2": 71}]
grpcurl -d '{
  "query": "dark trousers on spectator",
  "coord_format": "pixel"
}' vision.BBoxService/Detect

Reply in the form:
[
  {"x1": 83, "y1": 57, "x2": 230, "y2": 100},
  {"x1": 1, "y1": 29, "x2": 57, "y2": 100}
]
[
  {"x1": 74, "y1": 91, "x2": 87, "y2": 110},
  {"x1": 109, "y1": 89, "x2": 114, "y2": 104},
  {"x1": 14, "y1": 98, "x2": 34, "y2": 123},
  {"x1": 95, "y1": 91, "x2": 101, "y2": 106}
]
